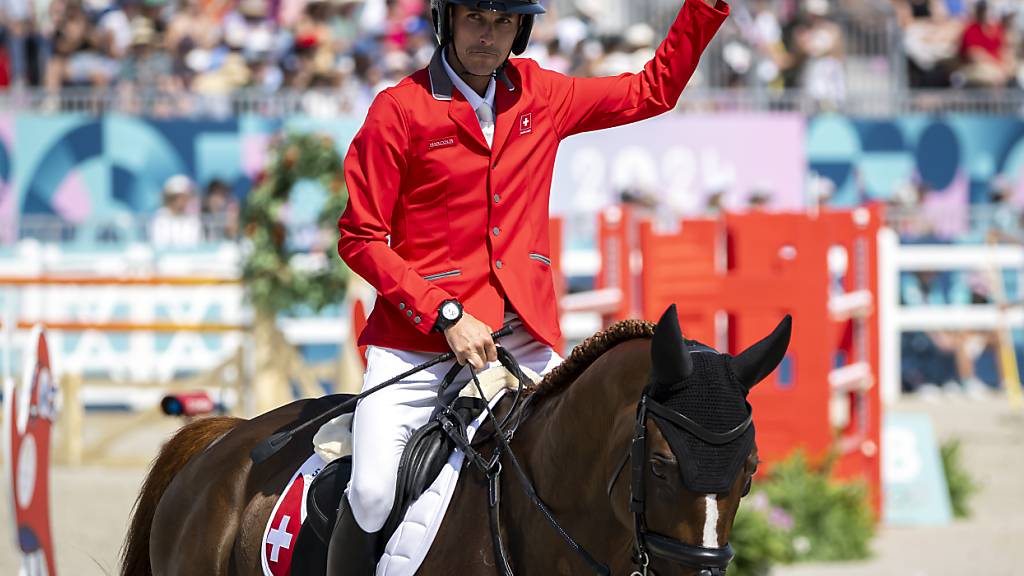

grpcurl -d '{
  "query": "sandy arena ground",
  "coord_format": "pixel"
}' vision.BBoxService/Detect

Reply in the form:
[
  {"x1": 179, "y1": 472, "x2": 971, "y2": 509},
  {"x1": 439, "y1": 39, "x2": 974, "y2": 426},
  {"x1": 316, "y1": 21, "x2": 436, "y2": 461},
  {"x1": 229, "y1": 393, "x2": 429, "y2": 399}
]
[{"x1": 2, "y1": 395, "x2": 1022, "y2": 575}]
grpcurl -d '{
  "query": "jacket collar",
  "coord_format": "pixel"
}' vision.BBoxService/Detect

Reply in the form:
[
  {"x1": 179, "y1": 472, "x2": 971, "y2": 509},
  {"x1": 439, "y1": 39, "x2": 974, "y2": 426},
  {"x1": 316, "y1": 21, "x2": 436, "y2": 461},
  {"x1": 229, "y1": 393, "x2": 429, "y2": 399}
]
[
  {"x1": 429, "y1": 48, "x2": 453, "y2": 101},
  {"x1": 428, "y1": 46, "x2": 516, "y2": 102}
]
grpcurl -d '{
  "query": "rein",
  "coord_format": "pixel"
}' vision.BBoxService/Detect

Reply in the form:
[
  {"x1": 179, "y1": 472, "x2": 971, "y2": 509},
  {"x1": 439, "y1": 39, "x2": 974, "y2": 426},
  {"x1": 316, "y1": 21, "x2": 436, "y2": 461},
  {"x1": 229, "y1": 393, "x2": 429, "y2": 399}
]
[
  {"x1": 443, "y1": 351, "x2": 750, "y2": 576},
  {"x1": 249, "y1": 325, "x2": 513, "y2": 465}
]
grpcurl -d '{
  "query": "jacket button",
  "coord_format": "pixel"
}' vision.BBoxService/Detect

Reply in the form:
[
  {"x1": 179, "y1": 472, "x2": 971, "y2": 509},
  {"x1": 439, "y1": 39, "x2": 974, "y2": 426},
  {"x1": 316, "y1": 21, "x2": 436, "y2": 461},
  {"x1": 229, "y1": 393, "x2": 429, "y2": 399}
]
[
  {"x1": 414, "y1": 316, "x2": 422, "y2": 324},
  {"x1": 399, "y1": 303, "x2": 406, "y2": 310},
  {"x1": 496, "y1": 260, "x2": 503, "y2": 269},
  {"x1": 493, "y1": 194, "x2": 500, "y2": 203},
  {"x1": 492, "y1": 227, "x2": 500, "y2": 237},
  {"x1": 407, "y1": 310, "x2": 413, "y2": 317}
]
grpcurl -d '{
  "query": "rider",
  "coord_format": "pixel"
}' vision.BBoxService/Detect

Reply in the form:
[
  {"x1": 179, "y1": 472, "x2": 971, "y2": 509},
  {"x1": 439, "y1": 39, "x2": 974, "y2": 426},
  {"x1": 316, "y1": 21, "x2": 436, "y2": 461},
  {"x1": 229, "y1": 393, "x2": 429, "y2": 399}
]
[{"x1": 333, "y1": 0, "x2": 728, "y2": 570}]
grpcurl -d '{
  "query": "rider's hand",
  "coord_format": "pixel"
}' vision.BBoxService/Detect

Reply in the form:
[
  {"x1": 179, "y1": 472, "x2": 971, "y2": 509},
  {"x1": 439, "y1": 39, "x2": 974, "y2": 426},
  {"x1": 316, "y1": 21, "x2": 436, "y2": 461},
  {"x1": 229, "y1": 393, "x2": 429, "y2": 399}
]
[{"x1": 443, "y1": 312, "x2": 497, "y2": 370}]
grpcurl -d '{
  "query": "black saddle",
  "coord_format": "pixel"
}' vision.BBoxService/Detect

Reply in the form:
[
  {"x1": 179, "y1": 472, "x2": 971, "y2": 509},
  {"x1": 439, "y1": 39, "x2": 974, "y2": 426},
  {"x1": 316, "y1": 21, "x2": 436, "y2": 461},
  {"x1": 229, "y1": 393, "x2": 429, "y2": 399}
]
[{"x1": 293, "y1": 351, "x2": 530, "y2": 574}]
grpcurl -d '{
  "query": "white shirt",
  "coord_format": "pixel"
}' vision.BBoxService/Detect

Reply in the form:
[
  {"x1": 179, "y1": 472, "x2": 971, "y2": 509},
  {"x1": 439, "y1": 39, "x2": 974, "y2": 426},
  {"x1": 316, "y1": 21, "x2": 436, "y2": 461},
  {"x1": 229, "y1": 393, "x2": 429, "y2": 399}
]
[{"x1": 441, "y1": 48, "x2": 496, "y2": 147}]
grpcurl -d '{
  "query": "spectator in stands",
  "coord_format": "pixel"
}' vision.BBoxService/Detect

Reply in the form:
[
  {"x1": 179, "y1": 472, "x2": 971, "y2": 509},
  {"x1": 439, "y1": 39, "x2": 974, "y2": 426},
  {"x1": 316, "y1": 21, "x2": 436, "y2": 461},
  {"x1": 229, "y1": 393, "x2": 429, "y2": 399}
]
[
  {"x1": 791, "y1": 0, "x2": 846, "y2": 108},
  {"x1": 980, "y1": 175, "x2": 1023, "y2": 243},
  {"x1": 201, "y1": 177, "x2": 239, "y2": 240},
  {"x1": 747, "y1": 0, "x2": 792, "y2": 90},
  {"x1": 895, "y1": 0, "x2": 962, "y2": 87},
  {"x1": 1, "y1": 0, "x2": 32, "y2": 86},
  {"x1": 0, "y1": 40, "x2": 8, "y2": 87},
  {"x1": 151, "y1": 174, "x2": 202, "y2": 247},
  {"x1": 900, "y1": 270, "x2": 962, "y2": 396},
  {"x1": 326, "y1": 0, "x2": 368, "y2": 56},
  {"x1": 47, "y1": 0, "x2": 126, "y2": 91},
  {"x1": 119, "y1": 16, "x2": 179, "y2": 113},
  {"x1": 165, "y1": 0, "x2": 221, "y2": 84},
  {"x1": 956, "y1": 0, "x2": 1014, "y2": 88}
]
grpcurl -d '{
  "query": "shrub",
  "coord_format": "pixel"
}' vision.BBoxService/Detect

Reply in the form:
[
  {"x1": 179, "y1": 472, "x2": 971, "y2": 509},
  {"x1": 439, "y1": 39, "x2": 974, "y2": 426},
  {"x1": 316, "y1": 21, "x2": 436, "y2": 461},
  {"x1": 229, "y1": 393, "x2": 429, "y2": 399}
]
[{"x1": 940, "y1": 438, "x2": 977, "y2": 519}]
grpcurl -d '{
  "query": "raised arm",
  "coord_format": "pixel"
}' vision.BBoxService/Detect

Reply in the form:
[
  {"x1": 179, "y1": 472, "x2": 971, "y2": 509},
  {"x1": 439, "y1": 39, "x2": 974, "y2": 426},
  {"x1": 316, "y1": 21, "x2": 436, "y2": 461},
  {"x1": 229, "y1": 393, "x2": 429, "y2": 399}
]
[{"x1": 545, "y1": 0, "x2": 729, "y2": 139}]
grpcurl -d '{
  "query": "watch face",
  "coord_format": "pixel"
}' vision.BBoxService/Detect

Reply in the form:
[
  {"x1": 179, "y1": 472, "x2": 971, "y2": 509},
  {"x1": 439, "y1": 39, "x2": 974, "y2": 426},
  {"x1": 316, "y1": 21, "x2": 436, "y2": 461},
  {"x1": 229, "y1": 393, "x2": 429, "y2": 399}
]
[{"x1": 442, "y1": 302, "x2": 460, "y2": 320}]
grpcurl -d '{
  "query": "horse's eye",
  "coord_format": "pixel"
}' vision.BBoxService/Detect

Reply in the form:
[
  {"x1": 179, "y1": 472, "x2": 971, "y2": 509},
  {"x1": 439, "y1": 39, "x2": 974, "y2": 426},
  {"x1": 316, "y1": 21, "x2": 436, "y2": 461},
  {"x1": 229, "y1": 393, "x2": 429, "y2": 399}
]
[
  {"x1": 650, "y1": 460, "x2": 668, "y2": 480},
  {"x1": 650, "y1": 453, "x2": 674, "y2": 480}
]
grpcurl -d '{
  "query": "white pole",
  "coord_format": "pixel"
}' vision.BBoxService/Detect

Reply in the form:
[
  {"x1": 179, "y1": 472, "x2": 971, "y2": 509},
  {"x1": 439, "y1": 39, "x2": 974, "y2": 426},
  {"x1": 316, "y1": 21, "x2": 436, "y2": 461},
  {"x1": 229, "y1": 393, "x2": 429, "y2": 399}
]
[{"x1": 878, "y1": 227, "x2": 901, "y2": 405}]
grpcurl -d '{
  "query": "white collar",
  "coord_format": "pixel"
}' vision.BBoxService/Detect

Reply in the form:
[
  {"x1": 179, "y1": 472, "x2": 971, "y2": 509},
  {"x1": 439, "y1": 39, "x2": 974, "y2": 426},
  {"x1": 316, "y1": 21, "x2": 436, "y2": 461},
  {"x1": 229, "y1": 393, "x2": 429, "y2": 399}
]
[{"x1": 441, "y1": 47, "x2": 495, "y2": 115}]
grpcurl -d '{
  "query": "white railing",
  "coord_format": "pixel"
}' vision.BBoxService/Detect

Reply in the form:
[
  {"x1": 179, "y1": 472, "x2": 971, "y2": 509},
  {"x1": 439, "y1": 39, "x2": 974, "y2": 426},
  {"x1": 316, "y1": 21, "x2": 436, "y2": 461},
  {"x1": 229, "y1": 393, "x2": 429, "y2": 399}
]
[
  {"x1": 877, "y1": 229, "x2": 1024, "y2": 403},
  {"x1": 0, "y1": 244, "x2": 345, "y2": 385}
]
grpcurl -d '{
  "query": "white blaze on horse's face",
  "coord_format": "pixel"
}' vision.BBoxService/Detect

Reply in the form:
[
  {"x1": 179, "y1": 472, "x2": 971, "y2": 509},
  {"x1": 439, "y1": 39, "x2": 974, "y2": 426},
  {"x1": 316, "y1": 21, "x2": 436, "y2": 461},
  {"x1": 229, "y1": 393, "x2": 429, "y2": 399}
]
[{"x1": 703, "y1": 494, "x2": 719, "y2": 548}]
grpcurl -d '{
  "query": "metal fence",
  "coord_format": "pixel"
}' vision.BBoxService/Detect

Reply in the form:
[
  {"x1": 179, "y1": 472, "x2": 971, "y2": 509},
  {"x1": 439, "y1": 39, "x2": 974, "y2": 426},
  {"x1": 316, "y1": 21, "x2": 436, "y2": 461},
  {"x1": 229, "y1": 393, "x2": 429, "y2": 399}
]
[{"x1": 3, "y1": 85, "x2": 1023, "y2": 118}]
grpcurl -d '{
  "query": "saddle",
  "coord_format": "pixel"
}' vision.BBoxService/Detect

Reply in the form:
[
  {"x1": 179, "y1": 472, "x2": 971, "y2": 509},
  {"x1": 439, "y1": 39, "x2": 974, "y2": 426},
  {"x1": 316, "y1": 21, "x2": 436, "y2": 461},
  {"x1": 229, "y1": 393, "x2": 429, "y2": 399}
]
[{"x1": 291, "y1": 353, "x2": 537, "y2": 575}]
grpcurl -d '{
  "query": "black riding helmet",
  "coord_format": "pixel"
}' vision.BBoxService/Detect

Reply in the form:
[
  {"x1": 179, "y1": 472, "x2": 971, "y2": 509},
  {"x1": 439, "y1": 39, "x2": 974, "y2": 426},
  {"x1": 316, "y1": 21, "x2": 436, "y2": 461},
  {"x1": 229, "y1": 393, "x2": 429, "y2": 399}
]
[{"x1": 430, "y1": 0, "x2": 546, "y2": 56}]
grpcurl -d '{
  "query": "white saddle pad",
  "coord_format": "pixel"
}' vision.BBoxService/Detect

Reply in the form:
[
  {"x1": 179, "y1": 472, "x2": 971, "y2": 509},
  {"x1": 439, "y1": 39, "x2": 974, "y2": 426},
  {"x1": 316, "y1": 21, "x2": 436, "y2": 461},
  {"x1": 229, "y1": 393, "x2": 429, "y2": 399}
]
[
  {"x1": 311, "y1": 364, "x2": 539, "y2": 576},
  {"x1": 376, "y1": 391, "x2": 498, "y2": 575}
]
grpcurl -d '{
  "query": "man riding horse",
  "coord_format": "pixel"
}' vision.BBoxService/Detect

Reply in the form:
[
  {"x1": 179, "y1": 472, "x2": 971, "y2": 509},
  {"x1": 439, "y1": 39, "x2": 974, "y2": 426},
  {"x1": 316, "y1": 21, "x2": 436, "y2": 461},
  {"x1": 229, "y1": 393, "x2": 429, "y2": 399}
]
[{"x1": 334, "y1": 0, "x2": 729, "y2": 571}]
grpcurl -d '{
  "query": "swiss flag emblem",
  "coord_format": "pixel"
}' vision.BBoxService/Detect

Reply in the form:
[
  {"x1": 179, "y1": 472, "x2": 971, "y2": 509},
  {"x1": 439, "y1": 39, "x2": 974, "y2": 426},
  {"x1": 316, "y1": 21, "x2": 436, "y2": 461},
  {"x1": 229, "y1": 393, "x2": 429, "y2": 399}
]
[
  {"x1": 519, "y1": 112, "x2": 533, "y2": 135},
  {"x1": 263, "y1": 474, "x2": 305, "y2": 575},
  {"x1": 260, "y1": 454, "x2": 323, "y2": 576}
]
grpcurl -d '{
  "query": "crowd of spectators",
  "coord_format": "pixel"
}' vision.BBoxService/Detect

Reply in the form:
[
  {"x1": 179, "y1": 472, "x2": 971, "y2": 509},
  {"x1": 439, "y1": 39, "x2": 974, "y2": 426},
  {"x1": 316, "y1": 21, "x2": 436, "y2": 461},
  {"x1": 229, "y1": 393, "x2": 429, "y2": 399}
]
[
  {"x1": 3, "y1": 0, "x2": 1024, "y2": 116},
  {"x1": 0, "y1": 0, "x2": 435, "y2": 113},
  {"x1": 897, "y1": 0, "x2": 1022, "y2": 89},
  {"x1": 0, "y1": 0, "x2": 725, "y2": 115},
  {"x1": 0, "y1": 0, "x2": 876, "y2": 114},
  {"x1": 712, "y1": 0, "x2": 849, "y2": 105}
]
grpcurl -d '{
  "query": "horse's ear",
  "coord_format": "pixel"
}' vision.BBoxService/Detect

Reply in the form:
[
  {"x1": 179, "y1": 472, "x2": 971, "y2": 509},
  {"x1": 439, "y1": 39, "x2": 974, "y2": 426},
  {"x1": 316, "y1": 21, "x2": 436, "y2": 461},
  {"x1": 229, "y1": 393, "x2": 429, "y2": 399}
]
[
  {"x1": 649, "y1": 304, "x2": 693, "y2": 397},
  {"x1": 731, "y1": 315, "x2": 792, "y2": 393}
]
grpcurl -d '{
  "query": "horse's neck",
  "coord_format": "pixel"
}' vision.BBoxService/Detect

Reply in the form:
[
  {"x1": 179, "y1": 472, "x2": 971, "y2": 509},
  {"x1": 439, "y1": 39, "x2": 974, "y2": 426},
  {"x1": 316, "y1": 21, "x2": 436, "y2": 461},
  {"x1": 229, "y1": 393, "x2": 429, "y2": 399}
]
[
  {"x1": 505, "y1": 341, "x2": 649, "y2": 568},
  {"x1": 530, "y1": 339, "x2": 649, "y2": 467}
]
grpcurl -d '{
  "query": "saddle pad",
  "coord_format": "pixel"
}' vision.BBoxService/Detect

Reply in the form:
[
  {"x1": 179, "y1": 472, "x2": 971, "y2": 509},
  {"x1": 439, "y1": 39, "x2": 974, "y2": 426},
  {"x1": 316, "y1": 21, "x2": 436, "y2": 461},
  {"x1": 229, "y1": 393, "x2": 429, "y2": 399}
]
[
  {"x1": 375, "y1": 390, "x2": 501, "y2": 576},
  {"x1": 261, "y1": 452, "x2": 327, "y2": 576}
]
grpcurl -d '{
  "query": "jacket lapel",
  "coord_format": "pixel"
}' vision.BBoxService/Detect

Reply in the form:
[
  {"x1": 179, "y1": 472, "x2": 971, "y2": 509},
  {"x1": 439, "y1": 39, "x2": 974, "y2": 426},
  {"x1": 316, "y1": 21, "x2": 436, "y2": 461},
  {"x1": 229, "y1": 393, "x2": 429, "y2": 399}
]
[
  {"x1": 449, "y1": 90, "x2": 489, "y2": 151},
  {"x1": 491, "y1": 64, "x2": 523, "y2": 158}
]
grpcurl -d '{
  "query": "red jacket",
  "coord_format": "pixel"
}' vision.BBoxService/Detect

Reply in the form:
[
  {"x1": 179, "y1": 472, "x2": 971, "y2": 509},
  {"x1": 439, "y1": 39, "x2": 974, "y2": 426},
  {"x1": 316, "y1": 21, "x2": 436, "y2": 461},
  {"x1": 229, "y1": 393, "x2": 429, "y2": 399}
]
[{"x1": 338, "y1": 0, "x2": 729, "y2": 353}]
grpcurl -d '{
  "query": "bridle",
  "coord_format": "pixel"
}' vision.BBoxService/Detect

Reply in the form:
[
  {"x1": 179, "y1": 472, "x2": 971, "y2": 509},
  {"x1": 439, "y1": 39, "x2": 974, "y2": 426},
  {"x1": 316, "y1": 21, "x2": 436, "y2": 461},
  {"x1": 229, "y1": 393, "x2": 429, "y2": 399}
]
[
  {"x1": 444, "y1": 350, "x2": 754, "y2": 576},
  {"x1": 608, "y1": 394, "x2": 753, "y2": 576}
]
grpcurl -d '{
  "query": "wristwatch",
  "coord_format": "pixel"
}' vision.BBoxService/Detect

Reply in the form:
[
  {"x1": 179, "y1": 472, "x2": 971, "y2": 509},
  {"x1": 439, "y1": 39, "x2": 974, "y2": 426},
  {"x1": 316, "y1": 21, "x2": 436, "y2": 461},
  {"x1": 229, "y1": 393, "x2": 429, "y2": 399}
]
[{"x1": 433, "y1": 299, "x2": 464, "y2": 332}]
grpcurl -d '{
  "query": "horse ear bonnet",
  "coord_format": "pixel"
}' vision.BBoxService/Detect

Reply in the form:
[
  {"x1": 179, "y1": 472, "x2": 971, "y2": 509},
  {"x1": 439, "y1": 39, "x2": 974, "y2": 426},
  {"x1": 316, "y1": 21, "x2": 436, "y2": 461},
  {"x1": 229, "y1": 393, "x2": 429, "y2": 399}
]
[{"x1": 648, "y1": 306, "x2": 753, "y2": 494}]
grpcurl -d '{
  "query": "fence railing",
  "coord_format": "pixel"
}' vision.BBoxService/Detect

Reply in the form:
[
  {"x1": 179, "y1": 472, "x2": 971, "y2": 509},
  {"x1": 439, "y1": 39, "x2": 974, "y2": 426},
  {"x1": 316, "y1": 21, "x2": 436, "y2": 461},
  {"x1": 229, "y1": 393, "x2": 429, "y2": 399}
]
[{"x1": 3, "y1": 85, "x2": 1023, "y2": 118}]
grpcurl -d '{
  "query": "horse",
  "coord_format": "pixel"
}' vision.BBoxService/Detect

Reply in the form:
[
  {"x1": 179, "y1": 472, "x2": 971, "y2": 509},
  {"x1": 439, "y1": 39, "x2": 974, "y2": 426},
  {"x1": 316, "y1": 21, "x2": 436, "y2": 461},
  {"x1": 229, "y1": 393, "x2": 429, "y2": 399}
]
[{"x1": 120, "y1": 304, "x2": 790, "y2": 575}]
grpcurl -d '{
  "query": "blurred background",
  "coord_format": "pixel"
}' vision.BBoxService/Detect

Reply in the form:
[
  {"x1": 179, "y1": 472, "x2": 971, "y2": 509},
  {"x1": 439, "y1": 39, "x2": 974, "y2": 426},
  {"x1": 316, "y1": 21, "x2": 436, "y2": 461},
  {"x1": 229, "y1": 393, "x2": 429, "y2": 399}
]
[{"x1": 0, "y1": 0, "x2": 1023, "y2": 574}]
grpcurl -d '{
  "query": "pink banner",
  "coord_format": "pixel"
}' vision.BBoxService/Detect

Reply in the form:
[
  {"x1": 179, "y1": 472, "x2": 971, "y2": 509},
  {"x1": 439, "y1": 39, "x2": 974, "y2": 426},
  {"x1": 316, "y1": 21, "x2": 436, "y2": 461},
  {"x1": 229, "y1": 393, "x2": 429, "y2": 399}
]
[{"x1": 551, "y1": 113, "x2": 806, "y2": 216}]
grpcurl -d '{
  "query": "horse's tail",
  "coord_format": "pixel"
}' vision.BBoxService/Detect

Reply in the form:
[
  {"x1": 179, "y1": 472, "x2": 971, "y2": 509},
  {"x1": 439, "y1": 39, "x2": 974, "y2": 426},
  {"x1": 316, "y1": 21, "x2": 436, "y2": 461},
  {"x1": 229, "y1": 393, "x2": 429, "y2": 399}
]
[{"x1": 119, "y1": 416, "x2": 243, "y2": 576}]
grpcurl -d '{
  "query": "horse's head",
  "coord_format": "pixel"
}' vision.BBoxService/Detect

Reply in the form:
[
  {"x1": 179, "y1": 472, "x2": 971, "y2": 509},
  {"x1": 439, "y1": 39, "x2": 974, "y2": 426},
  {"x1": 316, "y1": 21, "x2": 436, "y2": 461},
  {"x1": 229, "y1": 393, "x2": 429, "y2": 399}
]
[{"x1": 616, "y1": 304, "x2": 791, "y2": 576}]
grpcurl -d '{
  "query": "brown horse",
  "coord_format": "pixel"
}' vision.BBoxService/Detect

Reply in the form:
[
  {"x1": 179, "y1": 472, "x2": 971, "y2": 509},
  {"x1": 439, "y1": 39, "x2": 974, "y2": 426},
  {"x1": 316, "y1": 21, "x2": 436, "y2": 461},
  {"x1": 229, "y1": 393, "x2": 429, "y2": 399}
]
[{"x1": 121, "y1": 305, "x2": 790, "y2": 575}]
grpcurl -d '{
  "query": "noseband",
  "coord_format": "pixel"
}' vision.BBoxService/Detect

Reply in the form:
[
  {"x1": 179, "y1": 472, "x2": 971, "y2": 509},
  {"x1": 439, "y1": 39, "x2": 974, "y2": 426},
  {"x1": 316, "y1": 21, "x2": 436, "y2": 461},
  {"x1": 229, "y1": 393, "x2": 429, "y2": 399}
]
[{"x1": 611, "y1": 394, "x2": 753, "y2": 576}]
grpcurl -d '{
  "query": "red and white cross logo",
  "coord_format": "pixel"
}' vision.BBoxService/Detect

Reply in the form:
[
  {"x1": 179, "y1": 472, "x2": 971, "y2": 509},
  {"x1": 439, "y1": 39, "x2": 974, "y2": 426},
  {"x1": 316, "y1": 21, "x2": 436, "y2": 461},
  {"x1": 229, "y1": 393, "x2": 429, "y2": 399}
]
[
  {"x1": 267, "y1": 515, "x2": 294, "y2": 563},
  {"x1": 519, "y1": 112, "x2": 533, "y2": 135}
]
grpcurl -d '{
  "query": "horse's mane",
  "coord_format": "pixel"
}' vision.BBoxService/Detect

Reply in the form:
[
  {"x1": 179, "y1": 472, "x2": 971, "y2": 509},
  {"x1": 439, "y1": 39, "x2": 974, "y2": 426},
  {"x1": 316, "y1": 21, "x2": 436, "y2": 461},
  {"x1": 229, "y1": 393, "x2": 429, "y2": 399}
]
[{"x1": 528, "y1": 319, "x2": 655, "y2": 403}]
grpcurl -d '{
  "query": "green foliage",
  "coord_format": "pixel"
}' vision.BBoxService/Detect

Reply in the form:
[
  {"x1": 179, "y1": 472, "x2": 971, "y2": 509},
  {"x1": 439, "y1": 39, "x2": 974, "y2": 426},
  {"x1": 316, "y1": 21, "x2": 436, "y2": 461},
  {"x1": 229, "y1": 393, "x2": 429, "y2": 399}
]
[
  {"x1": 241, "y1": 133, "x2": 349, "y2": 315},
  {"x1": 729, "y1": 451, "x2": 876, "y2": 574},
  {"x1": 759, "y1": 452, "x2": 875, "y2": 562},
  {"x1": 728, "y1": 492, "x2": 794, "y2": 576},
  {"x1": 940, "y1": 438, "x2": 977, "y2": 518}
]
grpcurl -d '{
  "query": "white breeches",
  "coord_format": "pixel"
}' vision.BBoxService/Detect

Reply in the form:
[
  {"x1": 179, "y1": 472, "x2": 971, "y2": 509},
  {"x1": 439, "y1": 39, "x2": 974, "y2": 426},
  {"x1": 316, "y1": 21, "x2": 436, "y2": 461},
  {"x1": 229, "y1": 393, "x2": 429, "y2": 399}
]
[{"x1": 347, "y1": 312, "x2": 563, "y2": 532}]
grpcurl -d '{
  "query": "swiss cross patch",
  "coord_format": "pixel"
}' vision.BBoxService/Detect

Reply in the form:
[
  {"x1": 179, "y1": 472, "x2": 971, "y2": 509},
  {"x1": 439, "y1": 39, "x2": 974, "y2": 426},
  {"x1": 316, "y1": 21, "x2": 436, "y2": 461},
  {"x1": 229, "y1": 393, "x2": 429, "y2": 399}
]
[
  {"x1": 519, "y1": 112, "x2": 533, "y2": 135},
  {"x1": 261, "y1": 454, "x2": 324, "y2": 576}
]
